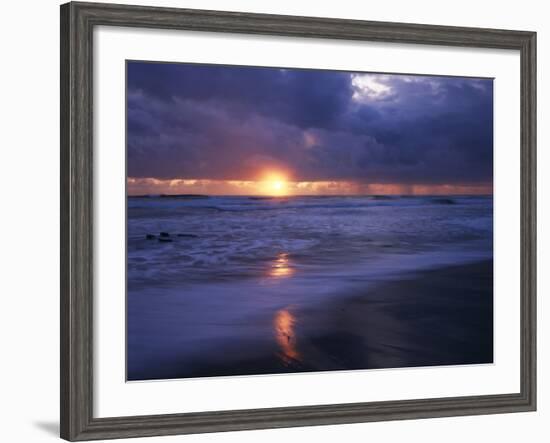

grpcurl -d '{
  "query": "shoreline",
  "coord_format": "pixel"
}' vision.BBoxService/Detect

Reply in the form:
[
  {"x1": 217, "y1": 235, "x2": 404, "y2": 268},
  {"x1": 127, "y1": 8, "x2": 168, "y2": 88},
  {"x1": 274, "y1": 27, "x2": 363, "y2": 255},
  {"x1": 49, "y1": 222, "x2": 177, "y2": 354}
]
[
  {"x1": 292, "y1": 259, "x2": 494, "y2": 372},
  {"x1": 128, "y1": 259, "x2": 493, "y2": 381}
]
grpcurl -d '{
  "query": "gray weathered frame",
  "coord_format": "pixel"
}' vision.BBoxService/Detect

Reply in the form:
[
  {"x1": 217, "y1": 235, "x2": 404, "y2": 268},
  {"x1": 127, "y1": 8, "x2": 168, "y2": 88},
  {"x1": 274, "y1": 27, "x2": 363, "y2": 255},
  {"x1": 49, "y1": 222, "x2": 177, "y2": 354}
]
[{"x1": 60, "y1": 1, "x2": 536, "y2": 441}]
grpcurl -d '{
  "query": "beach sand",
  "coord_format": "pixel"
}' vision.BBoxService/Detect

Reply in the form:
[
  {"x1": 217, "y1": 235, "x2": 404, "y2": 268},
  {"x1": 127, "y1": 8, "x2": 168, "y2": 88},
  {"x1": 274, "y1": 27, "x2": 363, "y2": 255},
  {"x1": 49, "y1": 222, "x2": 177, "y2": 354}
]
[
  {"x1": 293, "y1": 259, "x2": 494, "y2": 372},
  {"x1": 132, "y1": 259, "x2": 493, "y2": 380}
]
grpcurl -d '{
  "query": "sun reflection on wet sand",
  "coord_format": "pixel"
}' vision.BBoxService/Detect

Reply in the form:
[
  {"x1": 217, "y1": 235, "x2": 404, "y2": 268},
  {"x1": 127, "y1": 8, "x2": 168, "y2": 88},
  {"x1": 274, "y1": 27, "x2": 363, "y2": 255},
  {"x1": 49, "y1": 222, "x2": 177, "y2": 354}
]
[
  {"x1": 269, "y1": 253, "x2": 294, "y2": 278},
  {"x1": 274, "y1": 308, "x2": 300, "y2": 365}
]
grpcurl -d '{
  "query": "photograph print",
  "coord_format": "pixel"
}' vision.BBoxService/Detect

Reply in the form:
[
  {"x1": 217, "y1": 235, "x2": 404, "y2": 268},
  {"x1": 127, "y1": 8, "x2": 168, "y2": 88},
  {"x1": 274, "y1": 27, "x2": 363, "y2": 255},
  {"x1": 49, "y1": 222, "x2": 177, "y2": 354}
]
[{"x1": 126, "y1": 61, "x2": 494, "y2": 381}]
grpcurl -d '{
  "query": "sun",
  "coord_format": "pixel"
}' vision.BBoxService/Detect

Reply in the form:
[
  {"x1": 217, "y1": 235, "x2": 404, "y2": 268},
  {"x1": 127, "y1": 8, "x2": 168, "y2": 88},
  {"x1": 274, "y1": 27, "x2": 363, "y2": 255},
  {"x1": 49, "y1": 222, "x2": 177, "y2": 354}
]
[
  {"x1": 272, "y1": 180, "x2": 284, "y2": 192},
  {"x1": 260, "y1": 172, "x2": 289, "y2": 196}
]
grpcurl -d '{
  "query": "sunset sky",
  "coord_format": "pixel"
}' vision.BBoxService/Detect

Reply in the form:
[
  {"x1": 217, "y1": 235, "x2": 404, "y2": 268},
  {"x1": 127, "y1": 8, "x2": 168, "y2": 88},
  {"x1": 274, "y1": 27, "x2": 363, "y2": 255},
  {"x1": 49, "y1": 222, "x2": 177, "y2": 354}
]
[{"x1": 127, "y1": 61, "x2": 493, "y2": 196}]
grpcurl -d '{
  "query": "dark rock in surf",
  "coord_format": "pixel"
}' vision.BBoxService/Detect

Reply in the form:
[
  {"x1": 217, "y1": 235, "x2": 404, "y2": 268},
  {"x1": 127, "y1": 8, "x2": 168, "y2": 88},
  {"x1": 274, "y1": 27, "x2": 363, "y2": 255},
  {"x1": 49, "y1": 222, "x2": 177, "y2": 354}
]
[
  {"x1": 177, "y1": 233, "x2": 199, "y2": 238},
  {"x1": 432, "y1": 198, "x2": 456, "y2": 205},
  {"x1": 159, "y1": 232, "x2": 170, "y2": 237},
  {"x1": 145, "y1": 234, "x2": 156, "y2": 240}
]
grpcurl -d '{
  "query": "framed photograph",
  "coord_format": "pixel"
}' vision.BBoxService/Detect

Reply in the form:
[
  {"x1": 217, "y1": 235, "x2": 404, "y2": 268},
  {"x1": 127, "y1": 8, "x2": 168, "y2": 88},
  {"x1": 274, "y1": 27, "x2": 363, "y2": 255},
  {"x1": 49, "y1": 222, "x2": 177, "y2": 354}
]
[{"x1": 60, "y1": 1, "x2": 536, "y2": 440}]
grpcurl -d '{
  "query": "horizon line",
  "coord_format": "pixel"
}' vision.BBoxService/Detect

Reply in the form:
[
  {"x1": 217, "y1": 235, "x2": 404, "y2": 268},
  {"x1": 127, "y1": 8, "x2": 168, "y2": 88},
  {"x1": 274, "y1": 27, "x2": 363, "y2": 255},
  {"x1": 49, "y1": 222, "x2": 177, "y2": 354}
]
[
  {"x1": 126, "y1": 177, "x2": 493, "y2": 197},
  {"x1": 127, "y1": 192, "x2": 494, "y2": 198}
]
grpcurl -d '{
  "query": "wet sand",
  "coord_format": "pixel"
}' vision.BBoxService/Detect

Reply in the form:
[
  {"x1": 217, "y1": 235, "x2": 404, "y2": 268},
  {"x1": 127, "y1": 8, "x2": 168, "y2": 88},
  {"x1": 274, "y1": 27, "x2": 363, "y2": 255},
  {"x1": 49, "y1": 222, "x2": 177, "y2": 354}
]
[
  {"x1": 129, "y1": 259, "x2": 492, "y2": 380},
  {"x1": 294, "y1": 259, "x2": 494, "y2": 372}
]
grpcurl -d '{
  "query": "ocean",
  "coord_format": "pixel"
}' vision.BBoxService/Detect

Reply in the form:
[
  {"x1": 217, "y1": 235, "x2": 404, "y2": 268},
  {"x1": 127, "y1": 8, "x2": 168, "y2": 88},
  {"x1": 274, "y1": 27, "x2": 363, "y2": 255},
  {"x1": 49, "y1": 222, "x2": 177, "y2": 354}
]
[{"x1": 127, "y1": 195, "x2": 493, "y2": 380}]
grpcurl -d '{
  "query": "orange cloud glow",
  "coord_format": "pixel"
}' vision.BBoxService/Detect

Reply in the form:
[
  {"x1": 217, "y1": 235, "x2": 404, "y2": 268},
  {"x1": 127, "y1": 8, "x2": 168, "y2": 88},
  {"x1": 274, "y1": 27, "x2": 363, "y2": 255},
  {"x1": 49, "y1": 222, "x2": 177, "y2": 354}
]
[{"x1": 128, "y1": 177, "x2": 492, "y2": 196}]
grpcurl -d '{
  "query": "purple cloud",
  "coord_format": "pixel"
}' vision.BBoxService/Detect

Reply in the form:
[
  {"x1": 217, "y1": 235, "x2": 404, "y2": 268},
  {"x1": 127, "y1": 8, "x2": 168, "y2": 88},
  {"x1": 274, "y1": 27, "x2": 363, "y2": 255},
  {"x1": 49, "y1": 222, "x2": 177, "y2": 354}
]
[{"x1": 127, "y1": 61, "x2": 493, "y2": 186}]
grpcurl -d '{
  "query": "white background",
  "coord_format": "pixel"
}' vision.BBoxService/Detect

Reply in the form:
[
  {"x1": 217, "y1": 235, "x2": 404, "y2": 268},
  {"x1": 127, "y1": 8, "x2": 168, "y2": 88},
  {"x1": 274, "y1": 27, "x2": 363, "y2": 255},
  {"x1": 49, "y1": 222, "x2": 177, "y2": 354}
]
[{"x1": 0, "y1": 0, "x2": 547, "y2": 442}]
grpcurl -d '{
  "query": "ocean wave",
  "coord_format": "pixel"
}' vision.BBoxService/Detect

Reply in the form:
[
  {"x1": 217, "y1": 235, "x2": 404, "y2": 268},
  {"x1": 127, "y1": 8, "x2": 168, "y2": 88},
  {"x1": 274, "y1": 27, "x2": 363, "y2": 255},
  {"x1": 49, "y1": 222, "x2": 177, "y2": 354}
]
[
  {"x1": 129, "y1": 195, "x2": 485, "y2": 214},
  {"x1": 127, "y1": 195, "x2": 493, "y2": 286}
]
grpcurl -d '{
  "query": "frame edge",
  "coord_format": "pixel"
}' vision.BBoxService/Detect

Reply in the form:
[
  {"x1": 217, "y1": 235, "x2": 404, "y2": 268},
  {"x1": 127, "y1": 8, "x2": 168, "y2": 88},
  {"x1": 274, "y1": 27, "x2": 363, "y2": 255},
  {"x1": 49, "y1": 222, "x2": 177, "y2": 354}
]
[
  {"x1": 61, "y1": 1, "x2": 96, "y2": 440},
  {"x1": 60, "y1": 2, "x2": 73, "y2": 440},
  {"x1": 60, "y1": 2, "x2": 537, "y2": 440},
  {"x1": 519, "y1": 30, "x2": 537, "y2": 413}
]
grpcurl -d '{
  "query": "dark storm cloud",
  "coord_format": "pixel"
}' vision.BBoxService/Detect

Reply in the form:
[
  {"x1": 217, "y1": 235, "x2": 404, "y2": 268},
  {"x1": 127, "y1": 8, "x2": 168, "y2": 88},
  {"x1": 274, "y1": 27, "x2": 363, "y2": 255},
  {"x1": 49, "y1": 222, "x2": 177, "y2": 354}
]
[
  {"x1": 127, "y1": 61, "x2": 493, "y2": 184},
  {"x1": 128, "y1": 63, "x2": 350, "y2": 130}
]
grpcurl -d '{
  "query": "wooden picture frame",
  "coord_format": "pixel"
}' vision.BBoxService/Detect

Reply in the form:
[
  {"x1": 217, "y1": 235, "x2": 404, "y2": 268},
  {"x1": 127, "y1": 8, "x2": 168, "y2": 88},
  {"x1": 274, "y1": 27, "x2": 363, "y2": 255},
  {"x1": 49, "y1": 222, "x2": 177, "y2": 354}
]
[{"x1": 60, "y1": 1, "x2": 536, "y2": 440}]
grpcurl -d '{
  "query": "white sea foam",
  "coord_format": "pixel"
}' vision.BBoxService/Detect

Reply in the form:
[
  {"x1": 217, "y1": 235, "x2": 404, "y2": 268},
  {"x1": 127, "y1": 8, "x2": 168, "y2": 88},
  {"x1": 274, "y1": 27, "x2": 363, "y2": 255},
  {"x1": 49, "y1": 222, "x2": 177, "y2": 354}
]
[{"x1": 127, "y1": 195, "x2": 493, "y2": 287}]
